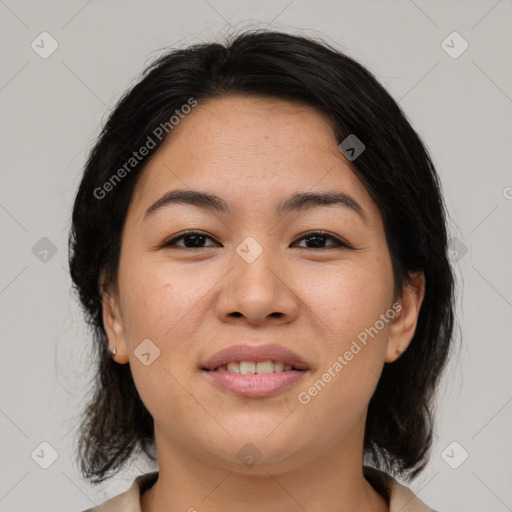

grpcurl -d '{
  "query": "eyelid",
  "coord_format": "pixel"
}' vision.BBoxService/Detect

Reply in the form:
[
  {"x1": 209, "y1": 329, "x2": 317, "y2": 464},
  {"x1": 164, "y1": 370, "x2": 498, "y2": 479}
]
[
  {"x1": 161, "y1": 230, "x2": 219, "y2": 248},
  {"x1": 291, "y1": 230, "x2": 351, "y2": 249}
]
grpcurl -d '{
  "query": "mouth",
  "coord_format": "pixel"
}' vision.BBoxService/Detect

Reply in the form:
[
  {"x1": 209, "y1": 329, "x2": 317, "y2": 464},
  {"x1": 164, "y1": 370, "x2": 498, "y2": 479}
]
[
  {"x1": 201, "y1": 343, "x2": 310, "y2": 372},
  {"x1": 200, "y1": 344, "x2": 310, "y2": 398}
]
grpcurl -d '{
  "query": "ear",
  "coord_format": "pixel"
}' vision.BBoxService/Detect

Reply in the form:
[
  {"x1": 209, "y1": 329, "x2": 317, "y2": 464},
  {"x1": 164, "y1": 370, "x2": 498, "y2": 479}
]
[
  {"x1": 99, "y1": 272, "x2": 130, "y2": 364},
  {"x1": 385, "y1": 271, "x2": 425, "y2": 363}
]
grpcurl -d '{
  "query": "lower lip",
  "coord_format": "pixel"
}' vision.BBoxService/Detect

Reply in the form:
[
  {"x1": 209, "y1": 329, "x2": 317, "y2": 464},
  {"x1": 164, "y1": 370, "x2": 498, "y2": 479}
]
[{"x1": 202, "y1": 370, "x2": 307, "y2": 398}]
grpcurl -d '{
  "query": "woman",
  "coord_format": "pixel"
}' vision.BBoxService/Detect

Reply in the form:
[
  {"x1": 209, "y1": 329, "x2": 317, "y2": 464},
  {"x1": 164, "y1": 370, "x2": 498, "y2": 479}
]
[{"x1": 69, "y1": 29, "x2": 454, "y2": 511}]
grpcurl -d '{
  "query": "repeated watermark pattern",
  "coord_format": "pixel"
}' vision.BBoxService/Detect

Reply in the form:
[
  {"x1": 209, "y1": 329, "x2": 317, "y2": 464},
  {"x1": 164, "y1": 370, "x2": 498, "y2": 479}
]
[{"x1": 0, "y1": 1, "x2": 510, "y2": 510}]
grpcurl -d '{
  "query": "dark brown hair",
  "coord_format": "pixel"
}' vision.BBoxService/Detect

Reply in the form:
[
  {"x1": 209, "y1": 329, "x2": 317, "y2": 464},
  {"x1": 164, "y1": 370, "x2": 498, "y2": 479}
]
[{"x1": 69, "y1": 29, "x2": 456, "y2": 484}]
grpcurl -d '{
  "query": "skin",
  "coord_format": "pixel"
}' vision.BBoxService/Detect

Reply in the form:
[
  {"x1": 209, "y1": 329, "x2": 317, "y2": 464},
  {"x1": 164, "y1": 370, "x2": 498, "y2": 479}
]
[{"x1": 101, "y1": 95, "x2": 425, "y2": 512}]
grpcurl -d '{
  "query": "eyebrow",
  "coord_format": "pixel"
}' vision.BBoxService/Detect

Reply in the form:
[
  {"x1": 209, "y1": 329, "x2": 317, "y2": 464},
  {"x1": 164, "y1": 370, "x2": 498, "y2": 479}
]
[{"x1": 144, "y1": 188, "x2": 367, "y2": 224}]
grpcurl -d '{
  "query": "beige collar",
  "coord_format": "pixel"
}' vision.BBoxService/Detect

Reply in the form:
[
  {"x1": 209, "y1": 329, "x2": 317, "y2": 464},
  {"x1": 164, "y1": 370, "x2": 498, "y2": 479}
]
[{"x1": 83, "y1": 466, "x2": 436, "y2": 512}]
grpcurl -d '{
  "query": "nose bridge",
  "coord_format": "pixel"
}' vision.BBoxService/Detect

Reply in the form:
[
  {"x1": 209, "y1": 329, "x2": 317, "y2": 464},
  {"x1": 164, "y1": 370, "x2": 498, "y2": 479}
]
[{"x1": 234, "y1": 234, "x2": 281, "y2": 297}]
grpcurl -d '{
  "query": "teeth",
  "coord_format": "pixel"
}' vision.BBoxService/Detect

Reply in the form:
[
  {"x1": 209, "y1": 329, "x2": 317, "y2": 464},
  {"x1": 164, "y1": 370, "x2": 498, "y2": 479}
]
[
  {"x1": 214, "y1": 360, "x2": 297, "y2": 374},
  {"x1": 239, "y1": 361, "x2": 256, "y2": 375},
  {"x1": 226, "y1": 362, "x2": 239, "y2": 373},
  {"x1": 256, "y1": 361, "x2": 274, "y2": 374}
]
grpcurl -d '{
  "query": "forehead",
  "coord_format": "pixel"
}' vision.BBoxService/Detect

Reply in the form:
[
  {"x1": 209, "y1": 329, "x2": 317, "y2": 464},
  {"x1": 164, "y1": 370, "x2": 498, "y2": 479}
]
[
  {"x1": 168, "y1": 95, "x2": 339, "y2": 156},
  {"x1": 127, "y1": 95, "x2": 381, "y2": 230}
]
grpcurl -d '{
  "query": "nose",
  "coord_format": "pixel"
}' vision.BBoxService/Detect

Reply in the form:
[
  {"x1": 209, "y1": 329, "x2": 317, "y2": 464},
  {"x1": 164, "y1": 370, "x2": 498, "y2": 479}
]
[{"x1": 215, "y1": 241, "x2": 300, "y2": 327}]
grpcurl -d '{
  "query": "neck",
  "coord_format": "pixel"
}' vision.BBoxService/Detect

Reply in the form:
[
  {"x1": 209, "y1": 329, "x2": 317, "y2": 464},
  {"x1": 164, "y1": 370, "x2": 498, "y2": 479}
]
[{"x1": 141, "y1": 424, "x2": 388, "y2": 512}]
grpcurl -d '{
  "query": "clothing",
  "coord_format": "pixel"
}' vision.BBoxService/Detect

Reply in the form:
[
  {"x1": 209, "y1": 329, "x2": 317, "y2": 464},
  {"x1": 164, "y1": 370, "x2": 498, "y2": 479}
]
[{"x1": 82, "y1": 466, "x2": 437, "y2": 512}]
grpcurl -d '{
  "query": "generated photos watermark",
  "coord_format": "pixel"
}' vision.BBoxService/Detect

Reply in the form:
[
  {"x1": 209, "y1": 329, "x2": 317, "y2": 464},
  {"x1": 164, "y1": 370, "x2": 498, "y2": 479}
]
[
  {"x1": 297, "y1": 301, "x2": 402, "y2": 404},
  {"x1": 94, "y1": 97, "x2": 198, "y2": 200}
]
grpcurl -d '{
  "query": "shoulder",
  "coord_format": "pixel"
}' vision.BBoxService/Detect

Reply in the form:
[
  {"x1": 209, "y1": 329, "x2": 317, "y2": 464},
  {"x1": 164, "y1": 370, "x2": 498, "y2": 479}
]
[
  {"x1": 363, "y1": 466, "x2": 439, "y2": 512},
  {"x1": 80, "y1": 472, "x2": 158, "y2": 512}
]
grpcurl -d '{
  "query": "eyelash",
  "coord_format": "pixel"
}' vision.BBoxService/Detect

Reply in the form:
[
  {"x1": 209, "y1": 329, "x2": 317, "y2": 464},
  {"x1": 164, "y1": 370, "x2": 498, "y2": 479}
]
[{"x1": 160, "y1": 230, "x2": 352, "y2": 251}]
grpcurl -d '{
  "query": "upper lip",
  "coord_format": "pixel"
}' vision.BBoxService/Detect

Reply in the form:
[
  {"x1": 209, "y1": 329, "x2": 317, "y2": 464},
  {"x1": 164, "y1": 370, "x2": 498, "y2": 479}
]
[{"x1": 201, "y1": 343, "x2": 310, "y2": 371}]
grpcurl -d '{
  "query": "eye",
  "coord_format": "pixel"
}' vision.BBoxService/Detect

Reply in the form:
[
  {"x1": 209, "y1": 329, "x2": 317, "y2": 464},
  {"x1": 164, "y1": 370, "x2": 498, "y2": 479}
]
[
  {"x1": 292, "y1": 231, "x2": 351, "y2": 250},
  {"x1": 161, "y1": 230, "x2": 220, "y2": 249}
]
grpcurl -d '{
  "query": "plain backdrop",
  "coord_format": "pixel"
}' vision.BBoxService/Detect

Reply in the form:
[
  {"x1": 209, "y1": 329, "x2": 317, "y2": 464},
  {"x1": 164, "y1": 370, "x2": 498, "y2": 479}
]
[{"x1": 0, "y1": 1, "x2": 511, "y2": 510}]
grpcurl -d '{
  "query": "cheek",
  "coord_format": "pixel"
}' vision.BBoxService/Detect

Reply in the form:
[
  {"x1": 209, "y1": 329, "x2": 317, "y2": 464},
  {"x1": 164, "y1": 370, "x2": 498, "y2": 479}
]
[
  {"x1": 299, "y1": 256, "x2": 394, "y2": 346},
  {"x1": 296, "y1": 258, "x2": 393, "y2": 414},
  {"x1": 297, "y1": 302, "x2": 391, "y2": 435},
  {"x1": 119, "y1": 257, "x2": 211, "y2": 341},
  {"x1": 117, "y1": 259, "x2": 211, "y2": 422}
]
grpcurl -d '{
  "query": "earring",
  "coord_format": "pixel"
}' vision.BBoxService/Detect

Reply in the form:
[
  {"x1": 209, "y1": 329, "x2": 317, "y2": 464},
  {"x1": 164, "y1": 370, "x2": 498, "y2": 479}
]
[{"x1": 108, "y1": 346, "x2": 117, "y2": 356}]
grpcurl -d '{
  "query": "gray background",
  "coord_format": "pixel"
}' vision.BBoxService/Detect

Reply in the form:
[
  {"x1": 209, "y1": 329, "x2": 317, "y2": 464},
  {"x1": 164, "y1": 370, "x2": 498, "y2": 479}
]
[{"x1": 0, "y1": 0, "x2": 511, "y2": 510}]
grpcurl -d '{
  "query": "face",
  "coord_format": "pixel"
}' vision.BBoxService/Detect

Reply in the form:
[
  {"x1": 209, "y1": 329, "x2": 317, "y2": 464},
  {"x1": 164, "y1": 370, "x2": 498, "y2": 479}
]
[{"x1": 102, "y1": 95, "x2": 424, "y2": 474}]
